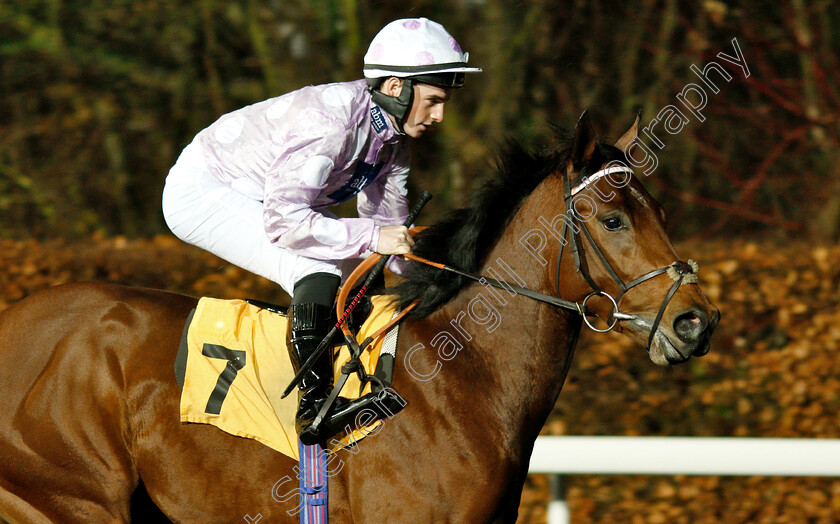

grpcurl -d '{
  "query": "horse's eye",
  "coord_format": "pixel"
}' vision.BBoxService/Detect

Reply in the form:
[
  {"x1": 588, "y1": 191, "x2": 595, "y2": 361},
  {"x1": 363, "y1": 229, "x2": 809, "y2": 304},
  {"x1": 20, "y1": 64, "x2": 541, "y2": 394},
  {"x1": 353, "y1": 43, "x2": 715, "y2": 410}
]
[{"x1": 603, "y1": 216, "x2": 624, "y2": 231}]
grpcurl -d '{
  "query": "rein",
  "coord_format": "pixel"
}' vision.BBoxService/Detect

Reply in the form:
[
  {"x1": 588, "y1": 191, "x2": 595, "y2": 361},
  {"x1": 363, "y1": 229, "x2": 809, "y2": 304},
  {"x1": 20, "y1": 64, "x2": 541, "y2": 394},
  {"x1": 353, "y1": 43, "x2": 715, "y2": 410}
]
[
  {"x1": 404, "y1": 165, "x2": 700, "y2": 349},
  {"x1": 401, "y1": 252, "x2": 584, "y2": 313}
]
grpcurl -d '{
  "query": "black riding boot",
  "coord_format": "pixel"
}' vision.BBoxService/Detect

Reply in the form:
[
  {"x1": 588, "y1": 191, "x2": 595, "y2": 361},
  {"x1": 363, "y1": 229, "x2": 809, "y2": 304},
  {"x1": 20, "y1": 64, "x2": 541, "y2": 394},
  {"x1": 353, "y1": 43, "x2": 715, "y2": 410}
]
[{"x1": 286, "y1": 273, "x2": 341, "y2": 444}]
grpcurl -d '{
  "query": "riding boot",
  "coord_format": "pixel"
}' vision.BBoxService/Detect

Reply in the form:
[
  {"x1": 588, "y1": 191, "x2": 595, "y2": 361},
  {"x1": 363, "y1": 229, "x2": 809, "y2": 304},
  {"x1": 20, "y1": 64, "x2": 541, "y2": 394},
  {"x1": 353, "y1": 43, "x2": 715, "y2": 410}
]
[
  {"x1": 286, "y1": 302, "x2": 334, "y2": 436},
  {"x1": 285, "y1": 273, "x2": 341, "y2": 444}
]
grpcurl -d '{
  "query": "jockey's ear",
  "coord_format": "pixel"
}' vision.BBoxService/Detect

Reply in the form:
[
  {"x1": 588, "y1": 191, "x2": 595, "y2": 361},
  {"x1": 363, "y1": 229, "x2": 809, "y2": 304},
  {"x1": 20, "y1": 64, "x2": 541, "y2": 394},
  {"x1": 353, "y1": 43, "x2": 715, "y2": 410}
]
[
  {"x1": 380, "y1": 77, "x2": 405, "y2": 97},
  {"x1": 615, "y1": 111, "x2": 642, "y2": 152},
  {"x1": 570, "y1": 109, "x2": 596, "y2": 171}
]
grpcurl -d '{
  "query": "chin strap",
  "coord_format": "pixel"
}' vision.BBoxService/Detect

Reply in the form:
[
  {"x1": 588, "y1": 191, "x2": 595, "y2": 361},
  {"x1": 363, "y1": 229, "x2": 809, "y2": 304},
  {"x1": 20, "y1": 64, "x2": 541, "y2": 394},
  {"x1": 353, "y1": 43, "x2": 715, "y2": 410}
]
[{"x1": 369, "y1": 78, "x2": 414, "y2": 134}]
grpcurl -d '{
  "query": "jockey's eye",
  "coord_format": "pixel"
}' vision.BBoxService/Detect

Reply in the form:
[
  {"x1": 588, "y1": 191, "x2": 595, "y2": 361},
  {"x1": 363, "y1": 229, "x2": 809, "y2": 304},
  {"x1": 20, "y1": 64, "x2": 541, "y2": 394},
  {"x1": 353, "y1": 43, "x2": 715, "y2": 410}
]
[{"x1": 603, "y1": 216, "x2": 624, "y2": 231}]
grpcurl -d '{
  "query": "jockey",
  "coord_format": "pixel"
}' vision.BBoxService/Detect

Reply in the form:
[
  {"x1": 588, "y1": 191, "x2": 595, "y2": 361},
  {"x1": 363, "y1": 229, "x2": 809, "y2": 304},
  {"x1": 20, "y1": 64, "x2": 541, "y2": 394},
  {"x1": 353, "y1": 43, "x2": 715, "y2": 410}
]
[{"x1": 162, "y1": 17, "x2": 481, "y2": 444}]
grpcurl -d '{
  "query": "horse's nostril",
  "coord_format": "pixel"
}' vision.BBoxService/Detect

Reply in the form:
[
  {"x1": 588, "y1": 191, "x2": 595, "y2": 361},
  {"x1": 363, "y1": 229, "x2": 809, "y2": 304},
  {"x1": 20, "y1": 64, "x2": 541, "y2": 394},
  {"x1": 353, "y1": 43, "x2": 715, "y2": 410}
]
[{"x1": 673, "y1": 309, "x2": 709, "y2": 343}]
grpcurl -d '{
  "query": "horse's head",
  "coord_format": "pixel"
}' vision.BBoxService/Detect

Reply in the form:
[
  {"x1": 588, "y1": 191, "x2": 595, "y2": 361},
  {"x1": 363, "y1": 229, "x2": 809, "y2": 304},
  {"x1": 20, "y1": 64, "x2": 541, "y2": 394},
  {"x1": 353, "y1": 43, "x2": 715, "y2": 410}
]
[{"x1": 553, "y1": 111, "x2": 720, "y2": 365}]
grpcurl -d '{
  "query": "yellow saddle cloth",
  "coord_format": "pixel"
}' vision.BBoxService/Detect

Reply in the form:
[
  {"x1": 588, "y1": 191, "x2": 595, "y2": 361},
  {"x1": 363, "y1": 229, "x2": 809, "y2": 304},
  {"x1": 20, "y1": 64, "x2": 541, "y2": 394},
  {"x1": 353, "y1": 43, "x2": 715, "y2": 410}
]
[{"x1": 179, "y1": 295, "x2": 398, "y2": 460}]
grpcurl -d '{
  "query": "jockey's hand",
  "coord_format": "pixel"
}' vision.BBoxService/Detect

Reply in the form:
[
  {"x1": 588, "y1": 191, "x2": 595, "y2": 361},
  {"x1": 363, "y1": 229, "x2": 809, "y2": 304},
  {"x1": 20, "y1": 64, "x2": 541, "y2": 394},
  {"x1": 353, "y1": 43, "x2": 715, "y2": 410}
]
[{"x1": 377, "y1": 225, "x2": 415, "y2": 255}]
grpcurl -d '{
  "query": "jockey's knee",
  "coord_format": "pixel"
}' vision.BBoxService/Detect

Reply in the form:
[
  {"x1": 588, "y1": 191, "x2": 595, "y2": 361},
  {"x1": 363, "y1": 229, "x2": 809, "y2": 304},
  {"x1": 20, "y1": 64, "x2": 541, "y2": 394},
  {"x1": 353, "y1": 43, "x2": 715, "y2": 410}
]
[{"x1": 291, "y1": 273, "x2": 341, "y2": 307}]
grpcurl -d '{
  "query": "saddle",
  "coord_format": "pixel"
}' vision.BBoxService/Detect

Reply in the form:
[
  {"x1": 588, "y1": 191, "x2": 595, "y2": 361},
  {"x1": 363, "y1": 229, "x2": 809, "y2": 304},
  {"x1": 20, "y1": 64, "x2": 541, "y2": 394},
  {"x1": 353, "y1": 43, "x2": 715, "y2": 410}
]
[{"x1": 174, "y1": 293, "x2": 405, "y2": 459}]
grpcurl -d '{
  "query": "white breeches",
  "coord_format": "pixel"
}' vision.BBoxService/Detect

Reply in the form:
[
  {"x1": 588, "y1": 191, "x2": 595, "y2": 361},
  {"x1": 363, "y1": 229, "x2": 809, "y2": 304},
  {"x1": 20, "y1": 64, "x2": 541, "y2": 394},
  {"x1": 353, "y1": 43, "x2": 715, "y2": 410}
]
[{"x1": 161, "y1": 141, "x2": 343, "y2": 296}]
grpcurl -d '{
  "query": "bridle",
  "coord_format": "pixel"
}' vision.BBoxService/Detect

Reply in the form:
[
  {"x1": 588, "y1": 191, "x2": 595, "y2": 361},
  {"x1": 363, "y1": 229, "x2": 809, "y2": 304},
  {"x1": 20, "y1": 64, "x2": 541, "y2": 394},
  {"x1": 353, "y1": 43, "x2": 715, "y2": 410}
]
[
  {"x1": 553, "y1": 164, "x2": 699, "y2": 349},
  {"x1": 404, "y1": 164, "x2": 699, "y2": 350}
]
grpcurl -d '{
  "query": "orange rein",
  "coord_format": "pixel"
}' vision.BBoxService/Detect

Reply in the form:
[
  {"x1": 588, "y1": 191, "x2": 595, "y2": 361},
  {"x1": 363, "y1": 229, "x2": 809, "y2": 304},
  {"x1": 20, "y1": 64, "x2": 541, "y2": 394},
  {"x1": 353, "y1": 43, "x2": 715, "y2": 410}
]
[
  {"x1": 334, "y1": 226, "x2": 430, "y2": 342},
  {"x1": 397, "y1": 226, "x2": 444, "y2": 268}
]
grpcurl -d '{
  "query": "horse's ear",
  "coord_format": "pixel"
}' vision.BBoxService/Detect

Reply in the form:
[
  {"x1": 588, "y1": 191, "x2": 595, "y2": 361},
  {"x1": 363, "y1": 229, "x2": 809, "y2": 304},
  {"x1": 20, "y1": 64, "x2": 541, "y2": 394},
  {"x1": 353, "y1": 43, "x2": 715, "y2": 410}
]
[
  {"x1": 571, "y1": 109, "x2": 597, "y2": 168},
  {"x1": 615, "y1": 111, "x2": 642, "y2": 152}
]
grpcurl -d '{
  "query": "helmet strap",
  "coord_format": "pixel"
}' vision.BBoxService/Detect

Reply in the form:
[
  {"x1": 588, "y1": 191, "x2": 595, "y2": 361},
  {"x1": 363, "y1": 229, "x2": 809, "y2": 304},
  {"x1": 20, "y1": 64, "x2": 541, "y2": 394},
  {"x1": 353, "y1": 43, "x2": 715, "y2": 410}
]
[{"x1": 370, "y1": 78, "x2": 414, "y2": 134}]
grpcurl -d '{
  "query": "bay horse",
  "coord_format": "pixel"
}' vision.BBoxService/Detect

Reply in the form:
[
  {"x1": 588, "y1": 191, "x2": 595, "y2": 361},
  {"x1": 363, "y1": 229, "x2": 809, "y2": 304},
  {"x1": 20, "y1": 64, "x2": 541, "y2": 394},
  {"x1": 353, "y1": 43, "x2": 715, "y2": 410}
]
[{"x1": 0, "y1": 113, "x2": 718, "y2": 523}]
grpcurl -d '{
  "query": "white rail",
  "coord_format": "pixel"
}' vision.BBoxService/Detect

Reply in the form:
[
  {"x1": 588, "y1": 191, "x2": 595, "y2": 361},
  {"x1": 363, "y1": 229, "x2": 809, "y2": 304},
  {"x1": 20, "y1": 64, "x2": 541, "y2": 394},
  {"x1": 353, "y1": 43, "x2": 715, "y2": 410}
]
[{"x1": 528, "y1": 436, "x2": 840, "y2": 524}]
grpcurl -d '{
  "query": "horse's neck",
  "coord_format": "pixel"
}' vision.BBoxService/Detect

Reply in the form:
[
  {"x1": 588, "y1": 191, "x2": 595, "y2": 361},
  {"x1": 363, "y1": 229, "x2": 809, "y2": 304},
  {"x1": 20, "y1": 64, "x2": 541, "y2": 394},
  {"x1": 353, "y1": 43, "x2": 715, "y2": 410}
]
[
  {"x1": 399, "y1": 177, "x2": 581, "y2": 457},
  {"x1": 429, "y1": 292, "x2": 580, "y2": 426}
]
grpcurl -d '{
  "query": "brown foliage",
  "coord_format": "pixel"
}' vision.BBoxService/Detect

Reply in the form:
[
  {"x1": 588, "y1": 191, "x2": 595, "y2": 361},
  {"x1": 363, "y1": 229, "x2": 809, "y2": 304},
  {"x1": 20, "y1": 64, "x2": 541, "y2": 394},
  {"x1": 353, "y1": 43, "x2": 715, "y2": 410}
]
[{"x1": 0, "y1": 235, "x2": 289, "y2": 313}]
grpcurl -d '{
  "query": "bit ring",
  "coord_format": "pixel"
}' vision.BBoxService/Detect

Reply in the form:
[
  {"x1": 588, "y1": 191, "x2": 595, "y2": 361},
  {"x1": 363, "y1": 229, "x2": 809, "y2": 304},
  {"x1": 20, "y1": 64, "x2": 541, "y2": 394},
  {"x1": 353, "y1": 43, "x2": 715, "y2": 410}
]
[{"x1": 581, "y1": 291, "x2": 620, "y2": 333}]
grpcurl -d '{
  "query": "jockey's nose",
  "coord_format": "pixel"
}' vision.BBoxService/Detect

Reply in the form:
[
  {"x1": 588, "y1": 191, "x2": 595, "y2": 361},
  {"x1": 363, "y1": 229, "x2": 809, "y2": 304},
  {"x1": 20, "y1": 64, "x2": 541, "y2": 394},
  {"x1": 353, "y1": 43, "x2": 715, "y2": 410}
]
[
  {"x1": 432, "y1": 104, "x2": 444, "y2": 123},
  {"x1": 673, "y1": 308, "x2": 709, "y2": 345}
]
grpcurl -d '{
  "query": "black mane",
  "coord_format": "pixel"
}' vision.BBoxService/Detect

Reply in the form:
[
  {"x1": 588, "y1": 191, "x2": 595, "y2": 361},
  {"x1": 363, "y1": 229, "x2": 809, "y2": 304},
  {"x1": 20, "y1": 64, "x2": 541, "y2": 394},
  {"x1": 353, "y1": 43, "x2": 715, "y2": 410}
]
[{"x1": 392, "y1": 129, "x2": 627, "y2": 317}]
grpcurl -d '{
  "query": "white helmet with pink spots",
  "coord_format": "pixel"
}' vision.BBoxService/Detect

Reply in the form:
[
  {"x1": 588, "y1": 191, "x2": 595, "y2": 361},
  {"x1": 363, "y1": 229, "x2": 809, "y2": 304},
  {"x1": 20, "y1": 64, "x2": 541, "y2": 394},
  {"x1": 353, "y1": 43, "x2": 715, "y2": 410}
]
[{"x1": 363, "y1": 18, "x2": 481, "y2": 89}]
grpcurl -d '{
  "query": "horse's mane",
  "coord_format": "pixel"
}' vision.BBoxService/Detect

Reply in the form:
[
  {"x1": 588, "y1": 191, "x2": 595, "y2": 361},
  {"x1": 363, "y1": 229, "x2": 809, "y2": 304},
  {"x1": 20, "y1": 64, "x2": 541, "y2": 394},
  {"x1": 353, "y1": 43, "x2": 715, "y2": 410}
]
[{"x1": 392, "y1": 129, "x2": 625, "y2": 317}]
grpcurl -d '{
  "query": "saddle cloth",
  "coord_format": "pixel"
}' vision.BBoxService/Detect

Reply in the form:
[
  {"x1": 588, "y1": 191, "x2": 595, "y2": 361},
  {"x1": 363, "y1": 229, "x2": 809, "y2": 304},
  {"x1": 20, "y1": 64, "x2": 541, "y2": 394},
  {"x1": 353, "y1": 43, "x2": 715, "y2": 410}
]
[{"x1": 179, "y1": 295, "x2": 398, "y2": 460}]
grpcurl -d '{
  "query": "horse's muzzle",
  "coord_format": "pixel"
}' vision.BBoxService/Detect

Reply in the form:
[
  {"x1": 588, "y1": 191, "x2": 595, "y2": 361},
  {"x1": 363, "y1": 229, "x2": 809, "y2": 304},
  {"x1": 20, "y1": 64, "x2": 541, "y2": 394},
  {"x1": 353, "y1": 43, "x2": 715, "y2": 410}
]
[{"x1": 670, "y1": 307, "x2": 720, "y2": 360}]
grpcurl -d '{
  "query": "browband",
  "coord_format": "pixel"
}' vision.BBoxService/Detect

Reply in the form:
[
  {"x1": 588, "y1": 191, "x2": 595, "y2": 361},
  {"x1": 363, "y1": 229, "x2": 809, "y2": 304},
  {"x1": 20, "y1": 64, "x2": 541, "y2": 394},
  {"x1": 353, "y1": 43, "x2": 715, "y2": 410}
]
[{"x1": 571, "y1": 166, "x2": 634, "y2": 196}]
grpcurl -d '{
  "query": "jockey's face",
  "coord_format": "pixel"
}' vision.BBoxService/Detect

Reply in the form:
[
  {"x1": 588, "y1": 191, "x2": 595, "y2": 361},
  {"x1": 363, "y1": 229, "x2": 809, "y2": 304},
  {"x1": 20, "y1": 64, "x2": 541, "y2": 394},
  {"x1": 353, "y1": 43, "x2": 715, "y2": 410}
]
[
  {"x1": 379, "y1": 78, "x2": 451, "y2": 138},
  {"x1": 402, "y1": 83, "x2": 450, "y2": 138}
]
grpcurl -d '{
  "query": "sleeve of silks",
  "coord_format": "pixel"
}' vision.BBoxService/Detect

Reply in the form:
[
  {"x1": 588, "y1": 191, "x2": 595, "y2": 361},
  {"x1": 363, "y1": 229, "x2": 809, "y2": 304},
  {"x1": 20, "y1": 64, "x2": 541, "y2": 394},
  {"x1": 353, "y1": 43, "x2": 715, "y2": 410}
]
[{"x1": 262, "y1": 108, "x2": 378, "y2": 261}]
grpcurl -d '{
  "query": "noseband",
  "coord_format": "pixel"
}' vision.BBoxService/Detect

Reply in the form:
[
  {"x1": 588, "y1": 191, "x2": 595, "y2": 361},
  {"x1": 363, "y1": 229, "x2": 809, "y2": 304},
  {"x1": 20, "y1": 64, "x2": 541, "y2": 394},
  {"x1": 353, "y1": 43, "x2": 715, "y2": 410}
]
[{"x1": 403, "y1": 165, "x2": 699, "y2": 350}]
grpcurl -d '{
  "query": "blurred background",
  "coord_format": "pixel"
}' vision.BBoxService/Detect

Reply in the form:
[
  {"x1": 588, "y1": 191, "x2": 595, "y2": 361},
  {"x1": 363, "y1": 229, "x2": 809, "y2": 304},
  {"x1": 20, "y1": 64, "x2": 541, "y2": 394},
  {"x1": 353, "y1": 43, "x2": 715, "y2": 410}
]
[{"x1": 2, "y1": 1, "x2": 839, "y2": 522}]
